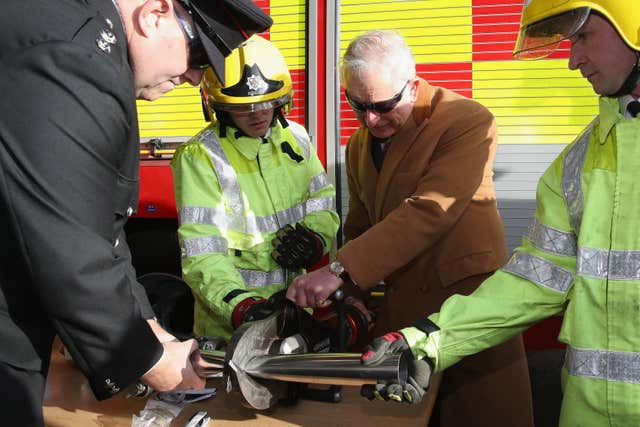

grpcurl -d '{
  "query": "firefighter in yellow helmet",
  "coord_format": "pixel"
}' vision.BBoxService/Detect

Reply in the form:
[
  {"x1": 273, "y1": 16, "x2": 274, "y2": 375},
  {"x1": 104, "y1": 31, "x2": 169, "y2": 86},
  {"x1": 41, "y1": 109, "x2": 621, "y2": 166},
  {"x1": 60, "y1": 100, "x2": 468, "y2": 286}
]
[
  {"x1": 200, "y1": 34, "x2": 294, "y2": 134},
  {"x1": 514, "y1": 0, "x2": 640, "y2": 96},
  {"x1": 357, "y1": 2, "x2": 640, "y2": 426},
  {"x1": 170, "y1": 35, "x2": 339, "y2": 341}
]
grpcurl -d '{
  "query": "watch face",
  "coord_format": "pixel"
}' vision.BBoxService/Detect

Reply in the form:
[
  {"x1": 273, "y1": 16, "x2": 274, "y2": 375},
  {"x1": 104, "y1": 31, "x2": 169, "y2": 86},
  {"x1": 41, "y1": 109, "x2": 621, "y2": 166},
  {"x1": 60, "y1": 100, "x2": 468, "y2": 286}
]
[{"x1": 330, "y1": 261, "x2": 344, "y2": 275}]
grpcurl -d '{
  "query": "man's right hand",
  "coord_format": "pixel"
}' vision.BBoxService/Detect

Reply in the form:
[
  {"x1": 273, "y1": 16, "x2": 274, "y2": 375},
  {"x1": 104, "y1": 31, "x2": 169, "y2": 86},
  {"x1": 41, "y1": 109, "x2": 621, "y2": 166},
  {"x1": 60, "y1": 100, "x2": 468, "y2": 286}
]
[
  {"x1": 360, "y1": 332, "x2": 432, "y2": 404},
  {"x1": 141, "y1": 339, "x2": 205, "y2": 392},
  {"x1": 286, "y1": 265, "x2": 343, "y2": 308}
]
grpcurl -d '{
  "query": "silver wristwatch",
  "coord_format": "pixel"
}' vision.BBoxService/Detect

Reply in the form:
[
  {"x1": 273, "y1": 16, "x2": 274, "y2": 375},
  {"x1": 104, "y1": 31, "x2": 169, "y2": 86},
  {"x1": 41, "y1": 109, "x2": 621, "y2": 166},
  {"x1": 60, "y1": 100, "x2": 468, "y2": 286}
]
[{"x1": 329, "y1": 260, "x2": 350, "y2": 281}]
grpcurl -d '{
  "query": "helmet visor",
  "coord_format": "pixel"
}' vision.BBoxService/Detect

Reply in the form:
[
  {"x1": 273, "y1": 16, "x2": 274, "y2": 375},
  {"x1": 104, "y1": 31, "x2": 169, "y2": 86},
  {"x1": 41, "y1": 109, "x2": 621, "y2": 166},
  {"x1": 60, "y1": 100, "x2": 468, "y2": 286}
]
[
  {"x1": 514, "y1": 7, "x2": 590, "y2": 60},
  {"x1": 211, "y1": 93, "x2": 291, "y2": 113}
]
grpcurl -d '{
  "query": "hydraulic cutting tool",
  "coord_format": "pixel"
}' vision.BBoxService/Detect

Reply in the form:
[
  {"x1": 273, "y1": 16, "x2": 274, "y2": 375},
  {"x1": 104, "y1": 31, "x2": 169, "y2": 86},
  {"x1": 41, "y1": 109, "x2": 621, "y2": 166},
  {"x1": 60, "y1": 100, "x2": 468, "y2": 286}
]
[{"x1": 195, "y1": 291, "x2": 408, "y2": 409}]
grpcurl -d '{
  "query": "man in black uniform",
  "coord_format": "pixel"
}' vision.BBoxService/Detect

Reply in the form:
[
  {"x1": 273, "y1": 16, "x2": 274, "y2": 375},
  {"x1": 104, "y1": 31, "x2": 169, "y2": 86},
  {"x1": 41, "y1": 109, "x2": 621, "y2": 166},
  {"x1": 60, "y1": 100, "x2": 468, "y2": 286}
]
[{"x1": 0, "y1": 0, "x2": 271, "y2": 424}]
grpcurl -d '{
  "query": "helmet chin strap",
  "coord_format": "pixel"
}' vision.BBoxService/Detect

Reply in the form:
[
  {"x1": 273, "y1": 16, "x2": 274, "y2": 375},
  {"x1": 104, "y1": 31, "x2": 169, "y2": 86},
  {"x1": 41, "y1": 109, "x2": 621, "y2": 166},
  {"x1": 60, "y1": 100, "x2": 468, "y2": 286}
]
[
  {"x1": 276, "y1": 109, "x2": 289, "y2": 128},
  {"x1": 612, "y1": 51, "x2": 640, "y2": 97}
]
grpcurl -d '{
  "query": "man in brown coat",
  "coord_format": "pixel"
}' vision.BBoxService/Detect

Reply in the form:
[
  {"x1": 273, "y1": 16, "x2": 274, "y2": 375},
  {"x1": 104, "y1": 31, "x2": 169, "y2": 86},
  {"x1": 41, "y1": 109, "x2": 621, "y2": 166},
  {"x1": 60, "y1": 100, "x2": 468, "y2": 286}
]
[{"x1": 287, "y1": 30, "x2": 533, "y2": 426}]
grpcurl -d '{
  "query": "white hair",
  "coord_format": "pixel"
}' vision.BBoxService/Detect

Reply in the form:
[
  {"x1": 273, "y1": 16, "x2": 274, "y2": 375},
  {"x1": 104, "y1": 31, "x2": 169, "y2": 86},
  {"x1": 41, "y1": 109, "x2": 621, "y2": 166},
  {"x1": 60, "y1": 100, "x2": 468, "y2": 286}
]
[{"x1": 340, "y1": 30, "x2": 416, "y2": 90}]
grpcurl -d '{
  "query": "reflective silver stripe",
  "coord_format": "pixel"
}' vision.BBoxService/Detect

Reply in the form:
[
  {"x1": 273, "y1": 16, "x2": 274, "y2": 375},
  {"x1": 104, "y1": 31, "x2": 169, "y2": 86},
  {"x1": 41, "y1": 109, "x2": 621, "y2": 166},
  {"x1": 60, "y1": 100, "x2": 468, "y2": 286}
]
[
  {"x1": 181, "y1": 196, "x2": 334, "y2": 234},
  {"x1": 198, "y1": 129, "x2": 246, "y2": 227},
  {"x1": 238, "y1": 268, "x2": 285, "y2": 288},
  {"x1": 182, "y1": 235, "x2": 228, "y2": 258},
  {"x1": 578, "y1": 247, "x2": 640, "y2": 280},
  {"x1": 196, "y1": 125, "x2": 329, "y2": 237},
  {"x1": 275, "y1": 196, "x2": 335, "y2": 228},
  {"x1": 310, "y1": 172, "x2": 330, "y2": 194},
  {"x1": 525, "y1": 217, "x2": 577, "y2": 257},
  {"x1": 180, "y1": 205, "x2": 224, "y2": 226},
  {"x1": 287, "y1": 121, "x2": 311, "y2": 159},
  {"x1": 561, "y1": 120, "x2": 594, "y2": 235},
  {"x1": 502, "y1": 251, "x2": 573, "y2": 293},
  {"x1": 180, "y1": 205, "x2": 264, "y2": 236},
  {"x1": 565, "y1": 346, "x2": 640, "y2": 384}
]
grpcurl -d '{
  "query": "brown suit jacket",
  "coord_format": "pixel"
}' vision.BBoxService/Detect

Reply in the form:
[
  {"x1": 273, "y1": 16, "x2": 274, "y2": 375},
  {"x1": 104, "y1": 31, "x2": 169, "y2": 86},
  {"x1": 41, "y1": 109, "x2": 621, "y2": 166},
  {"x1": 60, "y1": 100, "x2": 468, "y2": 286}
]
[
  {"x1": 337, "y1": 78, "x2": 509, "y2": 331},
  {"x1": 337, "y1": 79, "x2": 533, "y2": 427}
]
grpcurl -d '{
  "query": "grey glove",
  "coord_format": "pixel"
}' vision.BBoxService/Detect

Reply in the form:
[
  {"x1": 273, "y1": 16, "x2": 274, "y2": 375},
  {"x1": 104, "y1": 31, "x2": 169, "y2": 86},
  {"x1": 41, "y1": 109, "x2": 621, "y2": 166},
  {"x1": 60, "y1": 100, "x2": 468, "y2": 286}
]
[{"x1": 360, "y1": 332, "x2": 432, "y2": 403}]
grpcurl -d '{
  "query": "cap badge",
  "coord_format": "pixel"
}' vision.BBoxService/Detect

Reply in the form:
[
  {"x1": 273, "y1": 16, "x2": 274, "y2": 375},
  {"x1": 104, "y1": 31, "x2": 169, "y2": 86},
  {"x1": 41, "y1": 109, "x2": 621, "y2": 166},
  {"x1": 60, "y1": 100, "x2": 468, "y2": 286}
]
[{"x1": 246, "y1": 73, "x2": 268, "y2": 96}]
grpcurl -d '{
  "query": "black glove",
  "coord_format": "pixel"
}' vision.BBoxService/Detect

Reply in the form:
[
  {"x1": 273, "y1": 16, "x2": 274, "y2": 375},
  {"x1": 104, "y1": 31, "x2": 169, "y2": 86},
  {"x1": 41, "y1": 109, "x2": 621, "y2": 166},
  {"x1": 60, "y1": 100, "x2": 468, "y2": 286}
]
[
  {"x1": 360, "y1": 332, "x2": 432, "y2": 404},
  {"x1": 271, "y1": 223, "x2": 325, "y2": 270},
  {"x1": 231, "y1": 297, "x2": 274, "y2": 329}
]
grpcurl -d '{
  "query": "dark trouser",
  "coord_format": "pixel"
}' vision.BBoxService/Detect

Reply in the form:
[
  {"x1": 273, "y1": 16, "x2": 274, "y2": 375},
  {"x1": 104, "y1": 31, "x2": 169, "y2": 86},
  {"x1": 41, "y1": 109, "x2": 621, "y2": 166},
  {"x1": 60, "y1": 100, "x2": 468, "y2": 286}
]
[
  {"x1": 375, "y1": 272, "x2": 534, "y2": 427},
  {"x1": 0, "y1": 361, "x2": 46, "y2": 427},
  {"x1": 428, "y1": 335, "x2": 534, "y2": 427}
]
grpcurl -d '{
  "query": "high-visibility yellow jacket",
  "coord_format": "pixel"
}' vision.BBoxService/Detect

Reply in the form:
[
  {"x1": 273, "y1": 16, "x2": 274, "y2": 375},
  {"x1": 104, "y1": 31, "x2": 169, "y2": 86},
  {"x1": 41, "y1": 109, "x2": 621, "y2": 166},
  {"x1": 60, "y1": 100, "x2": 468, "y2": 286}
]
[
  {"x1": 171, "y1": 120, "x2": 339, "y2": 340},
  {"x1": 403, "y1": 96, "x2": 640, "y2": 426}
]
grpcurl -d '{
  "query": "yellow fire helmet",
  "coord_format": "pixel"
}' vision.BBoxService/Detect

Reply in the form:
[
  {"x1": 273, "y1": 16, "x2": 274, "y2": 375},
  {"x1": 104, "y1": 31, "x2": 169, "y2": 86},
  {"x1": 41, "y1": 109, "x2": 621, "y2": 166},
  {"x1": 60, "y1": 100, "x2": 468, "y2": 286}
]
[
  {"x1": 201, "y1": 34, "x2": 293, "y2": 118},
  {"x1": 513, "y1": 0, "x2": 640, "y2": 60}
]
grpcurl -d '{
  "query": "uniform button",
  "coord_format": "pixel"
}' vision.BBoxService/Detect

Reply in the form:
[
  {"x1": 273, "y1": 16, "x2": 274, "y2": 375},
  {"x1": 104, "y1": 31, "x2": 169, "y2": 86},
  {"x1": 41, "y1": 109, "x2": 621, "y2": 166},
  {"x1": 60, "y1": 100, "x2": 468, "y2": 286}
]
[
  {"x1": 104, "y1": 378, "x2": 120, "y2": 394},
  {"x1": 126, "y1": 207, "x2": 133, "y2": 217}
]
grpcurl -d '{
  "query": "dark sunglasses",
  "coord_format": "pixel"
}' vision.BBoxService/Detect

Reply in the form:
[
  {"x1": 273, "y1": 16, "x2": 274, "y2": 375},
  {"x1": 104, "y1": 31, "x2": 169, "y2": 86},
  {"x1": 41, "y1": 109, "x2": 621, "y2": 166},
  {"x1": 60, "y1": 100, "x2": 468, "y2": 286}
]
[
  {"x1": 174, "y1": 1, "x2": 212, "y2": 69},
  {"x1": 345, "y1": 80, "x2": 410, "y2": 114}
]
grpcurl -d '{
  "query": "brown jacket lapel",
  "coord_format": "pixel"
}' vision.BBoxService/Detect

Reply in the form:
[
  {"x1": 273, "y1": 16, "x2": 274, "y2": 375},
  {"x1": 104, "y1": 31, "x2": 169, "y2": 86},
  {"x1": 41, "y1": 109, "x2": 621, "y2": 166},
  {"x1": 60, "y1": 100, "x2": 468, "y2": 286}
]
[{"x1": 374, "y1": 79, "x2": 434, "y2": 221}]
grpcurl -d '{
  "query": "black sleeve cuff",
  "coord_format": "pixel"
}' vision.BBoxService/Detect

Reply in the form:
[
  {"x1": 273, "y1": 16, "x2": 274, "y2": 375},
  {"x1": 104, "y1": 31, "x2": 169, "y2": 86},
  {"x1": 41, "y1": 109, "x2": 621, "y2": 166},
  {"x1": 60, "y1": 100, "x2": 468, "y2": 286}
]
[{"x1": 88, "y1": 319, "x2": 163, "y2": 401}]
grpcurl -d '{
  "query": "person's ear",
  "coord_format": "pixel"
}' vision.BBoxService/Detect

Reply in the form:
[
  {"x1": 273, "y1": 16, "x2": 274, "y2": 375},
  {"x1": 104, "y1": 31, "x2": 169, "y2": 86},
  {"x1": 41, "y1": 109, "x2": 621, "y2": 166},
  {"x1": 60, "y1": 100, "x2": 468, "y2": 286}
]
[
  {"x1": 409, "y1": 78, "x2": 419, "y2": 101},
  {"x1": 135, "y1": 0, "x2": 173, "y2": 38}
]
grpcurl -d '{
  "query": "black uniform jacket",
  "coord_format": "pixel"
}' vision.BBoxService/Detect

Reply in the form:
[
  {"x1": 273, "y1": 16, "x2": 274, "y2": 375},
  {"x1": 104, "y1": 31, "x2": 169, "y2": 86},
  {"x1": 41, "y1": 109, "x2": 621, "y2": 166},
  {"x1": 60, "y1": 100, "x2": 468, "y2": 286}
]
[{"x1": 0, "y1": 0, "x2": 162, "y2": 400}]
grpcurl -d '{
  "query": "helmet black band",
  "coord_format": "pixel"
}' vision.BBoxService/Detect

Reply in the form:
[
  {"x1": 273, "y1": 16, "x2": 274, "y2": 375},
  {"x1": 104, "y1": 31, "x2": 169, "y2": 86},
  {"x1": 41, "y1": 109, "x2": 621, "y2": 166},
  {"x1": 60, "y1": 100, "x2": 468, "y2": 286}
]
[{"x1": 221, "y1": 64, "x2": 284, "y2": 97}]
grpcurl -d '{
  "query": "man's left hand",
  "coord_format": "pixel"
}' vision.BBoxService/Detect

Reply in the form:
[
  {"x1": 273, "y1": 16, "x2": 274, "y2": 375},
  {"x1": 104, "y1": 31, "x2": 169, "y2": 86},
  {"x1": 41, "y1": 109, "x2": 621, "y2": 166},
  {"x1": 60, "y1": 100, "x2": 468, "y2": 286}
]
[
  {"x1": 271, "y1": 223, "x2": 324, "y2": 270},
  {"x1": 286, "y1": 265, "x2": 342, "y2": 308}
]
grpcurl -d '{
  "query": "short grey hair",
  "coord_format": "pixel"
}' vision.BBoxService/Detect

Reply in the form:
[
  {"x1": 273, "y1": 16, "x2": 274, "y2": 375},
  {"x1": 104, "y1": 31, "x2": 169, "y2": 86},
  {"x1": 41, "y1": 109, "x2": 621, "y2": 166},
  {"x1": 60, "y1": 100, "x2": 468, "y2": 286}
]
[{"x1": 341, "y1": 30, "x2": 416, "y2": 89}]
